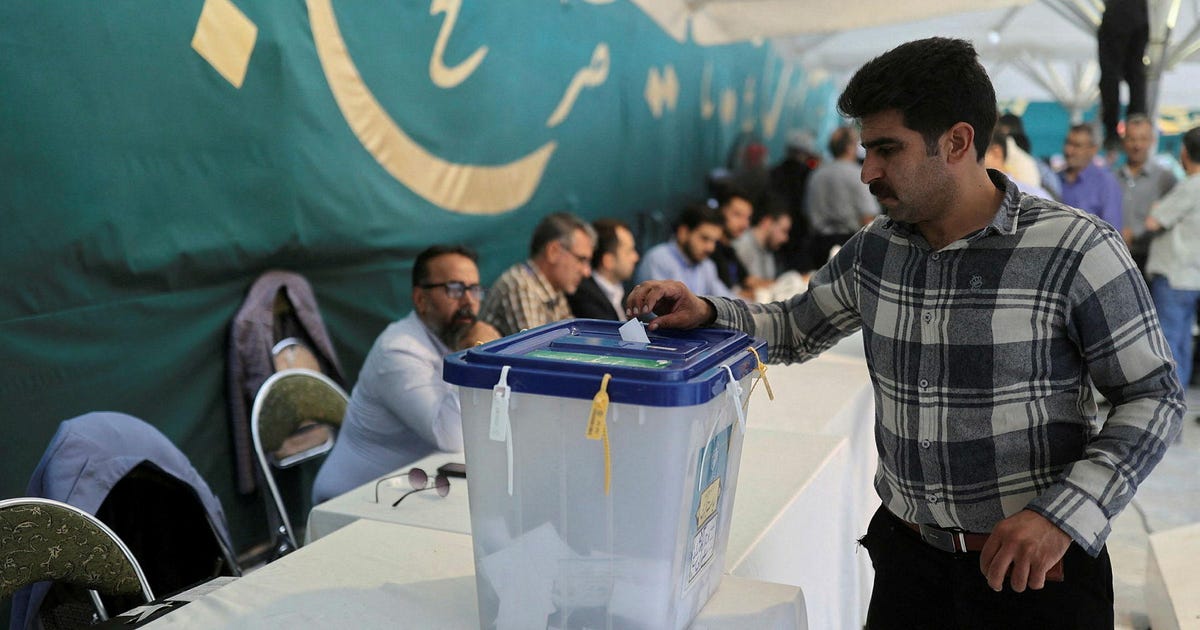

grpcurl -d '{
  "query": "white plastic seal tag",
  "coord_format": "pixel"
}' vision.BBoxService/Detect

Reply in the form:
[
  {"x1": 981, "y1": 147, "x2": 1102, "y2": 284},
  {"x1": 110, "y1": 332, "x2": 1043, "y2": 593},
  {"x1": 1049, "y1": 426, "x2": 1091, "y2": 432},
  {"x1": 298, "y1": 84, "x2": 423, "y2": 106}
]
[
  {"x1": 489, "y1": 365, "x2": 515, "y2": 495},
  {"x1": 722, "y1": 365, "x2": 746, "y2": 432},
  {"x1": 490, "y1": 365, "x2": 512, "y2": 442}
]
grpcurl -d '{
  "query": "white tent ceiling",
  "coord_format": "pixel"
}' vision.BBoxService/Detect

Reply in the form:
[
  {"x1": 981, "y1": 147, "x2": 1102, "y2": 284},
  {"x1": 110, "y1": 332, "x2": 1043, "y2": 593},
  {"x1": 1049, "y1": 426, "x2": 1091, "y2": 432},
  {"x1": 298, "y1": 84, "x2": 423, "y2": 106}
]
[
  {"x1": 776, "y1": 0, "x2": 1200, "y2": 114},
  {"x1": 632, "y1": 0, "x2": 1200, "y2": 116}
]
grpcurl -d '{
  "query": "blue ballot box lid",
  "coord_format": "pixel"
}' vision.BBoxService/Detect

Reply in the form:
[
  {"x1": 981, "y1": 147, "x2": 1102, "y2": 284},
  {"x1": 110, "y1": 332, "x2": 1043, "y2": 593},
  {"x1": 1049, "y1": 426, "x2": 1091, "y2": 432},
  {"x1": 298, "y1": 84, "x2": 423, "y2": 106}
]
[{"x1": 443, "y1": 319, "x2": 768, "y2": 407}]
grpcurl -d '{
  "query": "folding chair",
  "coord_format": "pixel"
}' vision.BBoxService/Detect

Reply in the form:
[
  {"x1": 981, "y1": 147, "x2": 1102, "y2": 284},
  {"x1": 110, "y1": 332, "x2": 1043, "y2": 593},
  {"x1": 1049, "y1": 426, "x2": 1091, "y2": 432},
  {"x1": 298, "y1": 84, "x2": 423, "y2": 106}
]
[
  {"x1": 0, "y1": 498, "x2": 155, "y2": 627},
  {"x1": 11, "y1": 411, "x2": 240, "y2": 630},
  {"x1": 251, "y1": 368, "x2": 349, "y2": 556}
]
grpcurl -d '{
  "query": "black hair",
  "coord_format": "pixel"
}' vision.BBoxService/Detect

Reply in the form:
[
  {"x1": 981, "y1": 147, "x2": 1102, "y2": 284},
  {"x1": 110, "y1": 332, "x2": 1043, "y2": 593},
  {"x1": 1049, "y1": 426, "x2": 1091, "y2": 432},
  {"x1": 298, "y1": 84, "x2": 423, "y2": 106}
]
[
  {"x1": 709, "y1": 180, "x2": 750, "y2": 210},
  {"x1": 590, "y1": 218, "x2": 632, "y2": 268},
  {"x1": 837, "y1": 37, "x2": 996, "y2": 161},
  {"x1": 990, "y1": 127, "x2": 1009, "y2": 161},
  {"x1": 997, "y1": 112, "x2": 1033, "y2": 153},
  {"x1": 1183, "y1": 126, "x2": 1200, "y2": 163},
  {"x1": 752, "y1": 204, "x2": 791, "y2": 226},
  {"x1": 412, "y1": 244, "x2": 478, "y2": 288},
  {"x1": 674, "y1": 203, "x2": 725, "y2": 232}
]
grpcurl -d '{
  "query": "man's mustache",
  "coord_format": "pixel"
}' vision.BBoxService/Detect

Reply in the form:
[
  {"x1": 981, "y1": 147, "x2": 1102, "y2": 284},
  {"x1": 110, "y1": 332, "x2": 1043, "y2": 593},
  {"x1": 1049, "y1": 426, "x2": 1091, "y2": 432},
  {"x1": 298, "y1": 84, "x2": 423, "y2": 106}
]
[
  {"x1": 869, "y1": 181, "x2": 896, "y2": 199},
  {"x1": 452, "y1": 307, "x2": 476, "y2": 323}
]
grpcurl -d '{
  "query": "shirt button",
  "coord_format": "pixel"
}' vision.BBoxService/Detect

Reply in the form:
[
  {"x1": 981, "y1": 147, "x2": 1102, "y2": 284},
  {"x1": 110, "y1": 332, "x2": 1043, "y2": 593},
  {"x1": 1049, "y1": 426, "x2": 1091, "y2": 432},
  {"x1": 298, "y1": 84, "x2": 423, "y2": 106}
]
[
  {"x1": 919, "y1": 378, "x2": 930, "y2": 388},
  {"x1": 930, "y1": 253, "x2": 941, "y2": 261},
  {"x1": 921, "y1": 438, "x2": 932, "y2": 449},
  {"x1": 923, "y1": 312, "x2": 933, "y2": 323},
  {"x1": 927, "y1": 494, "x2": 939, "y2": 504}
]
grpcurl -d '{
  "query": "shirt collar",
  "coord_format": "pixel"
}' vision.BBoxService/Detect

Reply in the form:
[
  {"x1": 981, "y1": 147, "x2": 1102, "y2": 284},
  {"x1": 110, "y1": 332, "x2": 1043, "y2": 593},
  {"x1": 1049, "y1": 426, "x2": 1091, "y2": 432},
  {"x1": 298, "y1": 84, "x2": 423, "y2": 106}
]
[
  {"x1": 1120, "y1": 159, "x2": 1162, "y2": 180},
  {"x1": 592, "y1": 273, "x2": 624, "y2": 302},
  {"x1": 1068, "y1": 160, "x2": 1102, "y2": 183}
]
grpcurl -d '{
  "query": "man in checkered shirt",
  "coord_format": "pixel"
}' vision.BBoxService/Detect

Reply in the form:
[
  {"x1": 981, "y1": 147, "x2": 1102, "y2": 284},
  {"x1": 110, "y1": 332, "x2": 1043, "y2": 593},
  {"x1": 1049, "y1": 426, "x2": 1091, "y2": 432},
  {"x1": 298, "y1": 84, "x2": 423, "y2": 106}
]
[{"x1": 627, "y1": 37, "x2": 1183, "y2": 628}]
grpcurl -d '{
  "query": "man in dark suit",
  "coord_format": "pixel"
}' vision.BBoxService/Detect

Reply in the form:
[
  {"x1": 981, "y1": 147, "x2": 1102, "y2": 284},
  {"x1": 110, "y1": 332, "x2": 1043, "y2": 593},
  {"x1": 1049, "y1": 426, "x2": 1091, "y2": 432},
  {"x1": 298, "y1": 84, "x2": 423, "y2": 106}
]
[{"x1": 568, "y1": 218, "x2": 639, "y2": 320}]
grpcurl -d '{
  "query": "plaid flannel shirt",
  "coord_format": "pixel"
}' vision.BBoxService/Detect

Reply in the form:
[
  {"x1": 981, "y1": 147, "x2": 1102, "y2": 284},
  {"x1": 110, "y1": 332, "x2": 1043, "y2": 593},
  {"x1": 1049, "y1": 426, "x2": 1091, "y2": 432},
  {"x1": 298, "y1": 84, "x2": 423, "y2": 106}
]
[
  {"x1": 711, "y1": 171, "x2": 1184, "y2": 555},
  {"x1": 479, "y1": 260, "x2": 572, "y2": 337}
]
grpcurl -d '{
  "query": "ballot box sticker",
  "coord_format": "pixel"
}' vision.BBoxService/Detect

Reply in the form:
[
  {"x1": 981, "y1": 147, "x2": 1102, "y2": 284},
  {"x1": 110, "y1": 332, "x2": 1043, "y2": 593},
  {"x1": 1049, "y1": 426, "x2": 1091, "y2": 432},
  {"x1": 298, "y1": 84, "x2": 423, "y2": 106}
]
[
  {"x1": 525, "y1": 349, "x2": 671, "y2": 369},
  {"x1": 683, "y1": 425, "x2": 731, "y2": 592}
]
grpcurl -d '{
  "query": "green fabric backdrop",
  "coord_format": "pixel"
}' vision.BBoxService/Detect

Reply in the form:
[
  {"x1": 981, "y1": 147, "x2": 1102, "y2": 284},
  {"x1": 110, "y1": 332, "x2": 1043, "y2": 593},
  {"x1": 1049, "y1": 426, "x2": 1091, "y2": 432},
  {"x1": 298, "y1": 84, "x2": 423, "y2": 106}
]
[{"x1": 0, "y1": 1, "x2": 837, "y2": 552}]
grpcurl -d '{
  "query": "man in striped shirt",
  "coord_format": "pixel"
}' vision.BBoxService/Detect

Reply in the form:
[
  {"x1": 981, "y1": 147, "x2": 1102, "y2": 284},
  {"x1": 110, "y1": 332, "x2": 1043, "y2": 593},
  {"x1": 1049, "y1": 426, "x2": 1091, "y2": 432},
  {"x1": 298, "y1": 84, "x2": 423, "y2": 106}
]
[{"x1": 627, "y1": 37, "x2": 1182, "y2": 628}]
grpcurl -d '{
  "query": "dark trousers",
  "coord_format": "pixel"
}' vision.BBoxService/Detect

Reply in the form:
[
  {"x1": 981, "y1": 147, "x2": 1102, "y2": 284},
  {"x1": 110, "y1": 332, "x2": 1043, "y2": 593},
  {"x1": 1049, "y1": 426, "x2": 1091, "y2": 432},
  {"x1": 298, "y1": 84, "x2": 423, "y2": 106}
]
[
  {"x1": 1098, "y1": 20, "x2": 1149, "y2": 146},
  {"x1": 859, "y1": 507, "x2": 1114, "y2": 629}
]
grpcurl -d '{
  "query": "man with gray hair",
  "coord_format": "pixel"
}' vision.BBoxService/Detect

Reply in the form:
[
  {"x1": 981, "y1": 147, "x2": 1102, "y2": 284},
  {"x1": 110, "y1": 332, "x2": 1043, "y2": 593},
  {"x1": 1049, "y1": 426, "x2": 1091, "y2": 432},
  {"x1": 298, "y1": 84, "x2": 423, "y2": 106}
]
[
  {"x1": 1117, "y1": 114, "x2": 1177, "y2": 274},
  {"x1": 479, "y1": 211, "x2": 596, "y2": 336}
]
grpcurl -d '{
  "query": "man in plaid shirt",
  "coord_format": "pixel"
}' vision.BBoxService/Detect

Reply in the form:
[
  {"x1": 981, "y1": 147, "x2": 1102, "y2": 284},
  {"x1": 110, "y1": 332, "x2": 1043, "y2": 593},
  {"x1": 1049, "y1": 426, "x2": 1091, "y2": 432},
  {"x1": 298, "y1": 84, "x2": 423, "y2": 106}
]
[{"x1": 627, "y1": 37, "x2": 1183, "y2": 628}]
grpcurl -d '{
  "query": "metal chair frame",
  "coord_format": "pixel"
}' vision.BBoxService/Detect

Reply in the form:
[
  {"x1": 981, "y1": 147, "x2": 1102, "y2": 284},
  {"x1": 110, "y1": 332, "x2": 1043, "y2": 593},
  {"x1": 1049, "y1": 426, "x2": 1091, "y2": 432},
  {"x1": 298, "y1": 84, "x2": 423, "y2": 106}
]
[
  {"x1": 250, "y1": 367, "x2": 348, "y2": 555},
  {"x1": 0, "y1": 497, "x2": 155, "y2": 621}
]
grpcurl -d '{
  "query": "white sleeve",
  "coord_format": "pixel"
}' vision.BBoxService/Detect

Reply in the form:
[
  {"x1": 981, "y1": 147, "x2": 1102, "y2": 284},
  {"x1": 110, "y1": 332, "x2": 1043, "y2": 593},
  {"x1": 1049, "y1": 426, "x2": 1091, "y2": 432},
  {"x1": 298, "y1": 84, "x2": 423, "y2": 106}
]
[{"x1": 375, "y1": 348, "x2": 463, "y2": 452}]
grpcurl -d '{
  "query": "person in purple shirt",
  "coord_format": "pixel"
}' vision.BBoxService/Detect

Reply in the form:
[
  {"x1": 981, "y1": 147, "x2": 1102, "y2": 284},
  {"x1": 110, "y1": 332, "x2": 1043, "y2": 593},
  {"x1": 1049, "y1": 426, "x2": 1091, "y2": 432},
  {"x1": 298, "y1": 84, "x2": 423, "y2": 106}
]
[{"x1": 1058, "y1": 123, "x2": 1123, "y2": 230}]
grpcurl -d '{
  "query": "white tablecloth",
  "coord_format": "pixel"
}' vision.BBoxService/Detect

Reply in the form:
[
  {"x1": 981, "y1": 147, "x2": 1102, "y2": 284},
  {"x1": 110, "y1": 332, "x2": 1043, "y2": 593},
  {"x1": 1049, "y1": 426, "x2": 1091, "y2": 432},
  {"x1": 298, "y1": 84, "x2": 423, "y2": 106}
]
[
  {"x1": 304, "y1": 338, "x2": 878, "y2": 629},
  {"x1": 147, "y1": 519, "x2": 807, "y2": 629},
  {"x1": 306, "y1": 453, "x2": 471, "y2": 543},
  {"x1": 744, "y1": 339, "x2": 878, "y2": 629},
  {"x1": 1145, "y1": 521, "x2": 1200, "y2": 630}
]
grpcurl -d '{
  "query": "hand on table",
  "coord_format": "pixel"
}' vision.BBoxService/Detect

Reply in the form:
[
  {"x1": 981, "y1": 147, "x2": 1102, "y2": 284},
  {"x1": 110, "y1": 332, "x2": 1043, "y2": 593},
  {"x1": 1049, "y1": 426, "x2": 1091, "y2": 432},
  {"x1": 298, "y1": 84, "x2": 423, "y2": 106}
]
[
  {"x1": 979, "y1": 509, "x2": 1071, "y2": 592},
  {"x1": 624, "y1": 280, "x2": 715, "y2": 331}
]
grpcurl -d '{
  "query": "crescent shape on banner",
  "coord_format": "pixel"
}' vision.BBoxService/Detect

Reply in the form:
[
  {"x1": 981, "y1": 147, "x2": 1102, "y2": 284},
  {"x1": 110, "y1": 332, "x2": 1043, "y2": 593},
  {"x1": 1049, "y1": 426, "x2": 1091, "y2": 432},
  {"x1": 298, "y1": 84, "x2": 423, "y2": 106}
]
[
  {"x1": 308, "y1": 0, "x2": 556, "y2": 214},
  {"x1": 429, "y1": 0, "x2": 488, "y2": 89}
]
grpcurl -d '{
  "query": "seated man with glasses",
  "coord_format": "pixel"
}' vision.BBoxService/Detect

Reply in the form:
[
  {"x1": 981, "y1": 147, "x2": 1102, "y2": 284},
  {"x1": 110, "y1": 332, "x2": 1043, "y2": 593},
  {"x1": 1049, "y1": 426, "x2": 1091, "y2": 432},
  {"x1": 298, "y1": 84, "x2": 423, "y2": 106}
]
[
  {"x1": 479, "y1": 211, "x2": 597, "y2": 336},
  {"x1": 313, "y1": 244, "x2": 500, "y2": 503}
]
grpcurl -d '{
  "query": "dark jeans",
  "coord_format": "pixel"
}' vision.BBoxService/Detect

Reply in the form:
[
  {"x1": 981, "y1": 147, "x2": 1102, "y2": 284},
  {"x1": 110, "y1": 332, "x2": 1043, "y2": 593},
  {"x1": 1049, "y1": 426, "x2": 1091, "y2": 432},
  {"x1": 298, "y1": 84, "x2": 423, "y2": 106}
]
[
  {"x1": 1098, "y1": 19, "x2": 1149, "y2": 146},
  {"x1": 859, "y1": 507, "x2": 1114, "y2": 629}
]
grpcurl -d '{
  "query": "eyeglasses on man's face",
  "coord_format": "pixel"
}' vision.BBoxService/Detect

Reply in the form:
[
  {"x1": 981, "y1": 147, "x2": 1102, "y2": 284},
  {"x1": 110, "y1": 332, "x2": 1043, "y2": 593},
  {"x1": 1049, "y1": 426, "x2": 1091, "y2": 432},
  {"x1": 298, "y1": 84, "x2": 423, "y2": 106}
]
[
  {"x1": 373, "y1": 467, "x2": 451, "y2": 506},
  {"x1": 558, "y1": 240, "x2": 592, "y2": 267},
  {"x1": 421, "y1": 281, "x2": 485, "y2": 300}
]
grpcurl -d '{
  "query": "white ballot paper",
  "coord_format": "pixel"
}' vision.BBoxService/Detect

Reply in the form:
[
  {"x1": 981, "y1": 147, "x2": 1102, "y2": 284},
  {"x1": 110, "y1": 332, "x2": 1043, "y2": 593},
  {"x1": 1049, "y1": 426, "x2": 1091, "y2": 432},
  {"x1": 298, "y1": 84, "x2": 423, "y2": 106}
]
[{"x1": 618, "y1": 317, "x2": 650, "y2": 343}]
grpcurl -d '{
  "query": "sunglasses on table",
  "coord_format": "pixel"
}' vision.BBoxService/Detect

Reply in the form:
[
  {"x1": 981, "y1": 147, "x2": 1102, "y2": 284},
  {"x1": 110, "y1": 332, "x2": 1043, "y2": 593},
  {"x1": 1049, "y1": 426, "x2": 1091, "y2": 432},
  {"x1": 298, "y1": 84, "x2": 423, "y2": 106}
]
[{"x1": 372, "y1": 467, "x2": 451, "y2": 506}]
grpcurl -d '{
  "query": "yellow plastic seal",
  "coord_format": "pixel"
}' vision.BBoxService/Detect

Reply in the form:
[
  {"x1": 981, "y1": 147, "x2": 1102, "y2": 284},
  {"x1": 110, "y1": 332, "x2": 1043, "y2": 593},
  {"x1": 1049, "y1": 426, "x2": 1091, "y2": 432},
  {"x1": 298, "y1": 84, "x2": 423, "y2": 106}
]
[
  {"x1": 587, "y1": 373, "x2": 613, "y2": 495},
  {"x1": 746, "y1": 346, "x2": 774, "y2": 402}
]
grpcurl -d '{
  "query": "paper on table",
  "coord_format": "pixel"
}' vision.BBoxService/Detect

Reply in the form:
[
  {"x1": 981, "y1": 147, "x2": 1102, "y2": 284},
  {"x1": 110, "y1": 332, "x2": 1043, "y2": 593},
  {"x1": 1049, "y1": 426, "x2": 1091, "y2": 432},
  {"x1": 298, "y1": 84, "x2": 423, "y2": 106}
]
[{"x1": 619, "y1": 318, "x2": 650, "y2": 343}]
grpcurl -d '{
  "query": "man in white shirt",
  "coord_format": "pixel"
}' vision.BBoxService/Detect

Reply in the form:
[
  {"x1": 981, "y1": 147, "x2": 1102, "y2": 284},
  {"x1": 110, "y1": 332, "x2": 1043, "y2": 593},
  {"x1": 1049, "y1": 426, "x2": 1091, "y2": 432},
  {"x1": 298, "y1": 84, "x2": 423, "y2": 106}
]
[{"x1": 313, "y1": 245, "x2": 499, "y2": 503}]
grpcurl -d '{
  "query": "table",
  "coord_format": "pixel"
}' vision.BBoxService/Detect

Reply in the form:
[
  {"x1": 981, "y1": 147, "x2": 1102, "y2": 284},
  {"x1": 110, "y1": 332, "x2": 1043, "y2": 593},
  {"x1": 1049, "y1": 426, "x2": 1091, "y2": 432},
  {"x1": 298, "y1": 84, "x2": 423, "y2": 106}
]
[
  {"x1": 306, "y1": 342, "x2": 879, "y2": 629},
  {"x1": 146, "y1": 519, "x2": 807, "y2": 629},
  {"x1": 306, "y1": 452, "x2": 471, "y2": 543},
  {"x1": 1145, "y1": 521, "x2": 1200, "y2": 630},
  {"x1": 743, "y1": 337, "x2": 877, "y2": 629},
  {"x1": 725, "y1": 430, "x2": 860, "y2": 630}
]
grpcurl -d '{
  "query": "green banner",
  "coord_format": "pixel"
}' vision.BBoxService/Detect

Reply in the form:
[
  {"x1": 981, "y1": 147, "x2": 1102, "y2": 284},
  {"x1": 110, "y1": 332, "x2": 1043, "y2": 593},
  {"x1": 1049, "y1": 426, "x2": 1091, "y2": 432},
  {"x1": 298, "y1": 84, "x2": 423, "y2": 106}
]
[{"x1": 0, "y1": 0, "x2": 836, "y2": 550}]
